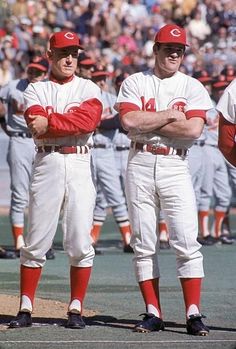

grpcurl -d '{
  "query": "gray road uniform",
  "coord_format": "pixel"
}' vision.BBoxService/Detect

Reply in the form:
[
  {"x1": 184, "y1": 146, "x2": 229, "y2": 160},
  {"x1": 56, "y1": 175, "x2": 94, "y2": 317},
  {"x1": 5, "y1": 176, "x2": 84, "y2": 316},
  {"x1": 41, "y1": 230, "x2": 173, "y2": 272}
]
[
  {"x1": 198, "y1": 107, "x2": 231, "y2": 239},
  {"x1": 0, "y1": 79, "x2": 35, "y2": 233},
  {"x1": 91, "y1": 90, "x2": 132, "y2": 248},
  {"x1": 188, "y1": 131, "x2": 207, "y2": 208},
  {"x1": 113, "y1": 129, "x2": 130, "y2": 198}
]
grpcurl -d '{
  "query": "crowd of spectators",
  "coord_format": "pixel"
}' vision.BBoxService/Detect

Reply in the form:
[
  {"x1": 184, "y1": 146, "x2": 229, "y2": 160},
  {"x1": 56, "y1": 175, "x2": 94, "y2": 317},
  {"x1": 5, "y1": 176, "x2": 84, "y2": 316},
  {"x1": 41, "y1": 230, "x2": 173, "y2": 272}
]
[{"x1": 0, "y1": 0, "x2": 236, "y2": 92}]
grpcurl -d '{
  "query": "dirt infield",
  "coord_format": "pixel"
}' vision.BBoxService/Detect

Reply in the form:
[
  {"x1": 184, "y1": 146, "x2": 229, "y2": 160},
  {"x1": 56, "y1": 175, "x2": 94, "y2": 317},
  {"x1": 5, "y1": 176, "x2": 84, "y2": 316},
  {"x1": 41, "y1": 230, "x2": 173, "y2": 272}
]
[{"x1": 0, "y1": 294, "x2": 97, "y2": 330}]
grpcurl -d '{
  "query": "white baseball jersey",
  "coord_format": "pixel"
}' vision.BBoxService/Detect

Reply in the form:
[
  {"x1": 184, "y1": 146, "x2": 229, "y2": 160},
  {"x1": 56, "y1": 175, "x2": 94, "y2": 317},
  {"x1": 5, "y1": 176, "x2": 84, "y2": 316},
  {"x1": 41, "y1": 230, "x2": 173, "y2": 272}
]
[
  {"x1": 216, "y1": 78, "x2": 236, "y2": 124},
  {"x1": 116, "y1": 70, "x2": 213, "y2": 148},
  {"x1": 24, "y1": 75, "x2": 102, "y2": 146}
]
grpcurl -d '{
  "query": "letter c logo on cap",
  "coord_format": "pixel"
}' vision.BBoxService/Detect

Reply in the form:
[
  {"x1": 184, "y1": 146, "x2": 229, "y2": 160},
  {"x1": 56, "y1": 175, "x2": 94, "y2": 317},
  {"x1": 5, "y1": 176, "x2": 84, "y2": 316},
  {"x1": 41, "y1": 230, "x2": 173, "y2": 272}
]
[
  {"x1": 170, "y1": 29, "x2": 181, "y2": 37},
  {"x1": 65, "y1": 32, "x2": 75, "y2": 40}
]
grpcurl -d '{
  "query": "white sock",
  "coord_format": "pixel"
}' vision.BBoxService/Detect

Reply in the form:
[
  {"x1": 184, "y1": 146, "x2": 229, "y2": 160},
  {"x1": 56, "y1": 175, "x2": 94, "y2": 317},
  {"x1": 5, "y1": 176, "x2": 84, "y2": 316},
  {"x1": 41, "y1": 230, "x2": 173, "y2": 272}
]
[
  {"x1": 186, "y1": 304, "x2": 199, "y2": 319},
  {"x1": 147, "y1": 304, "x2": 160, "y2": 318},
  {"x1": 68, "y1": 299, "x2": 81, "y2": 314},
  {"x1": 16, "y1": 235, "x2": 25, "y2": 250},
  {"x1": 20, "y1": 295, "x2": 32, "y2": 312}
]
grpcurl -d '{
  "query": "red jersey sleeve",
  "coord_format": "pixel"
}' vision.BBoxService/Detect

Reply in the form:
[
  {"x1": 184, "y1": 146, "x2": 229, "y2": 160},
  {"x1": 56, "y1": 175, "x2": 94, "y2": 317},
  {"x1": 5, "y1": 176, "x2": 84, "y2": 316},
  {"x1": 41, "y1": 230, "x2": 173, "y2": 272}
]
[
  {"x1": 118, "y1": 102, "x2": 140, "y2": 117},
  {"x1": 185, "y1": 110, "x2": 206, "y2": 121},
  {"x1": 46, "y1": 98, "x2": 102, "y2": 137},
  {"x1": 24, "y1": 105, "x2": 48, "y2": 125},
  {"x1": 218, "y1": 113, "x2": 236, "y2": 167},
  {"x1": 24, "y1": 98, "x2": 102, "y2": 138}
]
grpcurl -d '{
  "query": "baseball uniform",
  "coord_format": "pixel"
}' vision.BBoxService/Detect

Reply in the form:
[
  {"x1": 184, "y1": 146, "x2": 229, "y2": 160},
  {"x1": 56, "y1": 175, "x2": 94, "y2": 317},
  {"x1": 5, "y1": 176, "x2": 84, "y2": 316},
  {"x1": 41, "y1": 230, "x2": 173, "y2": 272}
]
[
  {"x1": 0, "y1": 79, "x2": 35, "y2": 251},
  {"x1": 91, "y1": 89, "x2": 132, "y2": 250},
  {"x1": 198, "y1": 106, "x2": 231, "y2": 240},
  {"x1": 116, "y1": 70, "x2": 213, "y2": 281},
  {"x1": 21, "y1": 76, "x2": 102, "y2": 268},
  {"x1": 217, "y1": 79, "x2": 236, "y2": 167}
]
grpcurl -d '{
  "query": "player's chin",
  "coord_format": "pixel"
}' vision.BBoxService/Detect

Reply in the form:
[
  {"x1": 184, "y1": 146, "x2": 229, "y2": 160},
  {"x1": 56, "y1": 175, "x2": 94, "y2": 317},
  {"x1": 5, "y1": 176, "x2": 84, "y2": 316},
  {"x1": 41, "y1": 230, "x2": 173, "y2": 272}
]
[{"x1": 62, "y1": 68, "x2": 75, "y2": 76}]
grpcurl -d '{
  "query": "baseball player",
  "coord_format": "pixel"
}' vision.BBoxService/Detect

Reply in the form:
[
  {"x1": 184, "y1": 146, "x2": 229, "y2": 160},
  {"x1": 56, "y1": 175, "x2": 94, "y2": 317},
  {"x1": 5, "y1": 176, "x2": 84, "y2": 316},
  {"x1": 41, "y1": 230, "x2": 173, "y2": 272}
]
[
  {"x1": 9, "y1": 31, "x2": 103, "y2": 329},
  {"x1": 216, "y1": 76, "x2": 236, "y2": 232},
  {"x1": 90, "y1": 66, "x2": 133, "y2": 253},
  {"x1": 113, "y1": 73, "x2": 131, "y2": 199},
  {"x1": 116, "y1": 24, "x2": 213, "y2": 336},
  {"x1": 0, "y1": 57, "x2": 49, "y2": 255},
  {"x1": 188, "y1": 71, "x2": 230, "y2": 246},
  {"x1": 76, "y1": 52, "x2": 95, "y2": 79},
  {"x1": 197, "y1": 75, "x2": 233, "y2": 245},
  {"x1": 216, "y1": 76, "x2": 236, "y2": 240}
]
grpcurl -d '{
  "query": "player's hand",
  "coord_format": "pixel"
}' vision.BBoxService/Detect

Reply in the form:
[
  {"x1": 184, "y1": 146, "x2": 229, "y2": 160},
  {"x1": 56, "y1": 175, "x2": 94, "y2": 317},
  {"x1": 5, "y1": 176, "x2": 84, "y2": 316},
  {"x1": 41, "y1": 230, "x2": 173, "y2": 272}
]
[
  {"x1": 28, "y1": 114, "x2": 48, "y2": 137},
  {"x1": 166, "y1": 109, "x2": 186, "y2": 122}
]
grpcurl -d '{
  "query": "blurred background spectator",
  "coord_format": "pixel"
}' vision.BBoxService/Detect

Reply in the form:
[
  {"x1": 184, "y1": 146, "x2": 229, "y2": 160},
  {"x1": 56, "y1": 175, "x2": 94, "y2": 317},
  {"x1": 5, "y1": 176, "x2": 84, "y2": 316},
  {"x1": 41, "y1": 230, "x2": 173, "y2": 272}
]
[{"x1": 0, "y1": 0, "x2": 235, "y2": 92}]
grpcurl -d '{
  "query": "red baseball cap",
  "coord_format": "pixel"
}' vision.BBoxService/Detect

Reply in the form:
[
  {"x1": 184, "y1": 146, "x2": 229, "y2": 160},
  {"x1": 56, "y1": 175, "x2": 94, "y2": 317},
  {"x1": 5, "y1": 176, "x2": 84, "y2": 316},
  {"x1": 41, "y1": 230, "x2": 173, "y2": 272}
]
[
  {"x1": 193, "y1": 70, "x2": 212, "y2": 84},
  {"x1": 77, "y1": 52, "x2": 95, "y2": 67},
  {"x1": 212, "y1": 74, "x2": 229, "y2": 89},
  {"x1": 154, "y1": 24, "x2": 189, "y2": 46},
  {"x1": 27, "y1": 57, "x2": 49, "y2": 72},
  {"x1": 49, "y1": 31, "x2": 83, "y2": 50},
  {"x1": 92, "y1": 66, "x2": 110, "y2": 79}
]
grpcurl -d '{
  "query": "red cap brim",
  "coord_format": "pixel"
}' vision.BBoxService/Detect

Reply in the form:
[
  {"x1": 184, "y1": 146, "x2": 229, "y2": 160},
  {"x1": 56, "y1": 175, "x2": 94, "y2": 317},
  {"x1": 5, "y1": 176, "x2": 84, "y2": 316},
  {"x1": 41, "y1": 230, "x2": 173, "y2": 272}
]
[{"x1": 27, "y1": 63, "x2": 48, "y2": 72}]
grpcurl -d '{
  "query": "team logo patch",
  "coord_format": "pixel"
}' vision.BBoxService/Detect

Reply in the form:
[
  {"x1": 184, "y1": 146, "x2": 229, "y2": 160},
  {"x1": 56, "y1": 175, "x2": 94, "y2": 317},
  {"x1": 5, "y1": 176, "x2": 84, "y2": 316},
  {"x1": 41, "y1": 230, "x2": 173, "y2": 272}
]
[
  {"x1": 170, "y1": 29, "x2": 181, "y2": 37},
  {"x1": 64, "y1": 102, "x2": 81, "y2": 113},
  {"x1": 64, "y1": 32, "x2": 75, "y2": 40},
  {"x1": 168, "y1": 98, "x2": 187, "y2": 112}
]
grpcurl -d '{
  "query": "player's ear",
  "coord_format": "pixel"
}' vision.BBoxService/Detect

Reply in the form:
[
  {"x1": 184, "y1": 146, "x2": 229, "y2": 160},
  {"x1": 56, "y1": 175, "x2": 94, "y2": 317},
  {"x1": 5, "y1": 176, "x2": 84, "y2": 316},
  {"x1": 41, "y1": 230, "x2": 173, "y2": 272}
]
[
  {"x1": 46, "y1": 49, "x2": 53, "y2": 61},
  {"x1": 153, "y1": 43, "x2": 159, "y2": 55}
]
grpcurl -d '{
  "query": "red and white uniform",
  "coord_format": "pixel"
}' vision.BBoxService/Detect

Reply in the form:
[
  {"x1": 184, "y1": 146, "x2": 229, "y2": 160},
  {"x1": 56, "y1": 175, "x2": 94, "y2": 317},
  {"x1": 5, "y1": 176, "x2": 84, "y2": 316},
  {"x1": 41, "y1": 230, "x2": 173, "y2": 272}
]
[
  {"x1": 216, "y1": 79, "x2": 236, "y2": 167},
  {"x1": 21, "y1": 75, "x2": 102, "y2": 268},
  {"x1": 116, "y1": 70, "x2": 213, "y2": 282}
]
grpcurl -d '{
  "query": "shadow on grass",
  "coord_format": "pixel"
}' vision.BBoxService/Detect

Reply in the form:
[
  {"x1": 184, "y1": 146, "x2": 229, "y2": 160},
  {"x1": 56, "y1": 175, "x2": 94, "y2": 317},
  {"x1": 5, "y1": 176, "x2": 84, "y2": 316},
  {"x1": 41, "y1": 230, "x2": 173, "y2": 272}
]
[
  {"x1": 1, "y1": 314, "x2": 236, "y2": 334},
  {"x1": 85, "y1": 315, "x2": 236, "y2": 334}
]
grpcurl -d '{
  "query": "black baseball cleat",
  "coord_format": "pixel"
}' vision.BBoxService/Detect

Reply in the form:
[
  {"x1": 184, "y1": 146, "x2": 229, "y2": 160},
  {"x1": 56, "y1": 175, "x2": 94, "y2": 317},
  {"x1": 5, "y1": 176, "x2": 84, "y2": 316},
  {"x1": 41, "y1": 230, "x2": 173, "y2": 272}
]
[
  {"x1": 133, "y1": 313, "x2": 165, "y2": 333},
  {"x1": 160, "y1": 240, "x2": 171, "y2": 250},
  {"x1": 218, "y1": 235, "x2": 234, "y2": 245},
  {"x1": 9, "y1": 311, "x2": 32, "y2": 328},
  {"x1": 66, "y1": 312, "x2": 86, "y2": 329},
  {"x1": 186, "y1": 314, "x2": 209, "y2": 336},
  {"x1": 94, "y1": 246, "x2": 103, "y2": 255},
  {"x1": 46, "y1": 248, "x2": 55, "y2": 260},
  {"x1": 197, "y1": 235, "x2": 216, "y2": 246},
  {"x1": 123, "y1": 244, "x2": 134, "y2": 253},
  {"x1": 0, "y1": 247, "x2": 16, "y2": 259}
]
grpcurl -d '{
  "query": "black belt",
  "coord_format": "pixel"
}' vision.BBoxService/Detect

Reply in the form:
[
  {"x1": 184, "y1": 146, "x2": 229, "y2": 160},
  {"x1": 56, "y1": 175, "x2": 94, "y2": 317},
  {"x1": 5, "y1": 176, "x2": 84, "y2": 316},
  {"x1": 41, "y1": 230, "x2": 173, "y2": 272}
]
[
  {"x1": 93, "y1": 144, "x2": 106, "y2": 149},
  {"x1": 37, "y1": 145, "x2": 90, "y2": 154},
  {"x1": 131, "y1": 141, "x2": 188, "y2": 156},
  {"x1": 115, "y1": 146, "x2": 130, "y2": 151},
  {"x1": 194, "y1": 141, "x2": 205, "y2": 146},
  {"x1": 11, "y1": 132, "x2": 32, "y2": 138}
]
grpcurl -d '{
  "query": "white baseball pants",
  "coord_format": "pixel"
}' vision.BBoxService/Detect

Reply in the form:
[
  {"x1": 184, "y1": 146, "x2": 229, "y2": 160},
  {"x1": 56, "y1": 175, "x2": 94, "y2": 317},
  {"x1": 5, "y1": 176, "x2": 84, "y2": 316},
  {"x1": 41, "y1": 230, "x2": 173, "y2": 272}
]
[{"x1": 126, "y1": 149, "x2": 204, "y2": 282}]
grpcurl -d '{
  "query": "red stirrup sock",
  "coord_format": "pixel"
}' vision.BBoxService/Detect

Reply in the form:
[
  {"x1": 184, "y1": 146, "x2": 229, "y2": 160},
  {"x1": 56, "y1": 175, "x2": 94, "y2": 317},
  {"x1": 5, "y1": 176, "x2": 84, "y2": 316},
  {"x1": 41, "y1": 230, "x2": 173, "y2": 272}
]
[
  {"x1": 90, "y1": 224, "x2": 102, "y2": 244},
  {"x1": 214, "y1": 210, "x2": 226, "y2": 238},
  {"x1": 118, "y1": 224, "x2": 132, "y2": 245},
  {"x1": 12, "y1": 225, "x2": 24, "y2": 250},
  {"x1": 158, "y1": 221, "x2": 169, "y2": 241},
  {"x1": 139, "y1": 278, "x2": 162, "y2": 318},
  {"x1": 180, "y1": 278, "x2": 202, "y2": 318},
  {"x1": 20, "y1": 265, "x2": 42, "y2": 308},
  {"x1": 198, "y1": 211, "x2": 209, "y2": 238},
  {"x1": 70, "y1": 266, "x2": 92, "y2": 313}
]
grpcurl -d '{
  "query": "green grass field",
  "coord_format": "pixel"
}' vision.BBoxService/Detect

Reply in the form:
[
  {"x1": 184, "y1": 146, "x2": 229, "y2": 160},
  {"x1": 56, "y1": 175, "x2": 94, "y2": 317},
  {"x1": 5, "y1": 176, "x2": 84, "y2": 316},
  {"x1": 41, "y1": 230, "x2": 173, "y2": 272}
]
[{"x1": 0, "y1": 212, "x2": 236, "y2": 349}]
